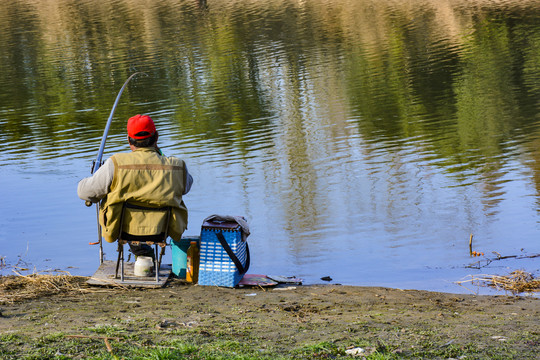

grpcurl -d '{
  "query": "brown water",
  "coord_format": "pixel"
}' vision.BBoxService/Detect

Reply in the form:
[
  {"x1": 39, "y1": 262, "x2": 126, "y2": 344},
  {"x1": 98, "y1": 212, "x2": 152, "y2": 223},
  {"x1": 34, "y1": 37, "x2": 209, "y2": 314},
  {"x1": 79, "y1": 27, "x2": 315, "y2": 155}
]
[{"x1": 1, "y1": 0, "x2": 539, "y2": 294}]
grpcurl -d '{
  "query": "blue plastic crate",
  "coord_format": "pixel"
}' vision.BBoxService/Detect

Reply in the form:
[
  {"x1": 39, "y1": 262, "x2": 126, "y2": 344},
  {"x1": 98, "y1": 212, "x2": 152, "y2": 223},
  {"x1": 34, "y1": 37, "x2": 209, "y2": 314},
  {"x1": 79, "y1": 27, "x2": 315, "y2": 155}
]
[{"x1": 198, "y1": 221, "x2": 248, "y2": 287}]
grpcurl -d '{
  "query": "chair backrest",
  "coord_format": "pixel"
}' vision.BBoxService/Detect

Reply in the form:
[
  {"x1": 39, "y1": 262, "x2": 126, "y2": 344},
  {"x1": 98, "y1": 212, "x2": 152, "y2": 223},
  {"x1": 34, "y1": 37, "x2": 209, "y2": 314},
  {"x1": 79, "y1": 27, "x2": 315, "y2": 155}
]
[{"x1": 118, "y1": 203, "x2": 171, "y2": 243}]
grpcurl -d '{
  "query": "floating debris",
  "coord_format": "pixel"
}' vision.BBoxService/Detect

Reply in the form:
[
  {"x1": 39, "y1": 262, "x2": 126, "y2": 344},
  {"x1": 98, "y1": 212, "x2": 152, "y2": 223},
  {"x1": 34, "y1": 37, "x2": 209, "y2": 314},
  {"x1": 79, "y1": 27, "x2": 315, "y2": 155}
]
[
  {"x1": 457, "y1": 270, "x2": 540, "y2": 295},
  {"x1": 470, "y1": 251, "x2": 484, "y2": 257}
]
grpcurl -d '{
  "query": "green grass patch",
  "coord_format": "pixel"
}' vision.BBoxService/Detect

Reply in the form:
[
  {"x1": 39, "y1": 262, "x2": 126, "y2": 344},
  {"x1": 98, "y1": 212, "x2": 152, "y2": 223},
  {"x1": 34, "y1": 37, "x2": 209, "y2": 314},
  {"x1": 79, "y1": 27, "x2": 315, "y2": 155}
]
[{"x1": 1, "y1": 332, "x2": 538, "y2": 359}]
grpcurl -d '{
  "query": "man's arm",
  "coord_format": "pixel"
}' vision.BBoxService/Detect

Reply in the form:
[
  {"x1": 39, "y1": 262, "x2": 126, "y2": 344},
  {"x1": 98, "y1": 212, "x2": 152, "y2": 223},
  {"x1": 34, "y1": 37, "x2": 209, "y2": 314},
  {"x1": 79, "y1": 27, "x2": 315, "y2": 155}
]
[{"x1": 77, "y1": 158, "x2": 115, "y2": 203}]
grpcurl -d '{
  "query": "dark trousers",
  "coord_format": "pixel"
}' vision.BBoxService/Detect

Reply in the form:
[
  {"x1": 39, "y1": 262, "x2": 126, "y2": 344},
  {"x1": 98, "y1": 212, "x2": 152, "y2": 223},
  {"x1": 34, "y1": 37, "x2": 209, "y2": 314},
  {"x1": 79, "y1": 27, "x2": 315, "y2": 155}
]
[{"x1": 128, "y1": 243, "x2": 155, "y2": 258}]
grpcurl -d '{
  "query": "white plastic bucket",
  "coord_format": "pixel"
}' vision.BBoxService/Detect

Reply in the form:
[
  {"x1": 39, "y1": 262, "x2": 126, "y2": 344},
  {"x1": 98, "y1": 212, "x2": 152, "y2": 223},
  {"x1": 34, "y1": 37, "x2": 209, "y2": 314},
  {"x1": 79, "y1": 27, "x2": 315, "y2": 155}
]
[{"x1": 134, "y1": 256, "x2": 154, "y2": 276}]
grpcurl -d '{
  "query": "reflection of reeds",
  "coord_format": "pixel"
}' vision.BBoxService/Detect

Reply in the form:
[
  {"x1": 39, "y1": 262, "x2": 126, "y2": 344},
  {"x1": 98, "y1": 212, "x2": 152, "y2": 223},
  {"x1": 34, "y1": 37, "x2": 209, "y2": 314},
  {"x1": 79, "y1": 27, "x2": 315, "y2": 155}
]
[
  {"x1": 0, "y1": 272, "x2": 92, "y2": 304},
  {"x1": 458, "y1": 270, "x2": 540, "y2": 295}
]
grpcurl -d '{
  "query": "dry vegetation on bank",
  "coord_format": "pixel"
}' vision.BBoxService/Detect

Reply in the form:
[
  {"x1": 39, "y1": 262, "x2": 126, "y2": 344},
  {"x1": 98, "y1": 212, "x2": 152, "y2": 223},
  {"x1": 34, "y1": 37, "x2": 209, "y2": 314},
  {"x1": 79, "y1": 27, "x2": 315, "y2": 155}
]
[{"x1": 1, "y1": 269, "x2": 538, "y2": 306}]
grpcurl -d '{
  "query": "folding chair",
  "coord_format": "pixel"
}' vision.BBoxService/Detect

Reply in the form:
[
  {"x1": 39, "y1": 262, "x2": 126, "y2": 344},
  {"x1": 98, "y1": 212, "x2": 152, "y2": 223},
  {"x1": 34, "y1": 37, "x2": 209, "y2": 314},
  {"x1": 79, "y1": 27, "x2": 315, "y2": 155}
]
[{"x1": 114, "y1": 202, "x2": 171, "y2": 283}]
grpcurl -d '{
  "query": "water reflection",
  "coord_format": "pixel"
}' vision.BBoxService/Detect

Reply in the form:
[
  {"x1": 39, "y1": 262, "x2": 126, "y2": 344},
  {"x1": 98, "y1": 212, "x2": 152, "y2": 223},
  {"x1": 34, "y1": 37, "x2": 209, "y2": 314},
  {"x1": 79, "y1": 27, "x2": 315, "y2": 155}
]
[{"x1": 1, "y1": 0, "x2": 539, "y2": 293}]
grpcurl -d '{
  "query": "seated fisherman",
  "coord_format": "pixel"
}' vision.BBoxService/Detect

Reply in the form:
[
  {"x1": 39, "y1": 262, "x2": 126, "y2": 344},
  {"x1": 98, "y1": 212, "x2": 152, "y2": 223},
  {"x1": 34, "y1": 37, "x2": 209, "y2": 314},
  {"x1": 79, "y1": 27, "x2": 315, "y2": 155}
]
[{"x1": 77, "y1": 114, "x2": 193, "y2": 258}]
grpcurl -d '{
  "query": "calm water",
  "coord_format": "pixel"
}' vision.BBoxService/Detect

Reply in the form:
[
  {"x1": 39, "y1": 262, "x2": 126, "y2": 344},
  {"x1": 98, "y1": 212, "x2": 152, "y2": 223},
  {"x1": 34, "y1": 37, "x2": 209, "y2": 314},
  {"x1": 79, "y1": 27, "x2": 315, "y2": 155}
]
[{"x1": 1, "y1": 0, "x2": 539, "y2": 294}]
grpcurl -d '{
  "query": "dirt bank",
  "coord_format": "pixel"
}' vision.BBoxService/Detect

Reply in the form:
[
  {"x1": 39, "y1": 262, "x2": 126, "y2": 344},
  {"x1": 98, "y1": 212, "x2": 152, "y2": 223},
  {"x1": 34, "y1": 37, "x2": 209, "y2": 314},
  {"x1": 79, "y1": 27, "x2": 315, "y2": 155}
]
[{"x1": 0, "y1": 276, "x2": 539, "y2": 359}]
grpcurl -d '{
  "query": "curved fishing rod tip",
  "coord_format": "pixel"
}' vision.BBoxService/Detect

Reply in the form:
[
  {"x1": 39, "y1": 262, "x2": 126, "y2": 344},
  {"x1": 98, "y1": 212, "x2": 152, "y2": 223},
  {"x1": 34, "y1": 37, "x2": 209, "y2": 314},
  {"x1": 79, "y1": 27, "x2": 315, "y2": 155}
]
[{"x1": 132, "y1": 71, "x2": 149, "y2": 78}]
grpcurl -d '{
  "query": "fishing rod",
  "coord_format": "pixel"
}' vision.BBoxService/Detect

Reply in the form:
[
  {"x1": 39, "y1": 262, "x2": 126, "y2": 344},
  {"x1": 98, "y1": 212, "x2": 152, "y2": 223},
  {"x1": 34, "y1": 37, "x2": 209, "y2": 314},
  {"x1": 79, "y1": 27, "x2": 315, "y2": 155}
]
[{"x1": 86, "y1": 72, "x2": 147, "y2": 264}]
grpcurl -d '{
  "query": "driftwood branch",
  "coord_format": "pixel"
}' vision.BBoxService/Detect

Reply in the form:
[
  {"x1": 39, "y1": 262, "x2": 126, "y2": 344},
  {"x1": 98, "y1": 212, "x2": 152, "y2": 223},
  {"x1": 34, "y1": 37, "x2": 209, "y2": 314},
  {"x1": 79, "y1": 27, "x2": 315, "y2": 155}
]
[{"x1": 466, "y1": 253, "x2": 540, "y2": 269}]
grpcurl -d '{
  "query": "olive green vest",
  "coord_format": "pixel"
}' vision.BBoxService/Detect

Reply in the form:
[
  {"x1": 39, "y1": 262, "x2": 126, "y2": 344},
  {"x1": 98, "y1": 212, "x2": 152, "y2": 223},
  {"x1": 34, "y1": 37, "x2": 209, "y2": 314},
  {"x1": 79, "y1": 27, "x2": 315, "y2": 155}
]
[{"x1": 99, "y1": 148, "x2": 189, "y2": 243}]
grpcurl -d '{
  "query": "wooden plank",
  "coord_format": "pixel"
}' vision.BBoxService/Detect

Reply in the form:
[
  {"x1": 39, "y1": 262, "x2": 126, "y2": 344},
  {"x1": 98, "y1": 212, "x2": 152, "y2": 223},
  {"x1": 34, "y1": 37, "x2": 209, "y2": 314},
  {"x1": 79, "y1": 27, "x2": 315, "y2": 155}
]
[{"x1": 87, "y1": 260, "x2": 171, "y2": 288}]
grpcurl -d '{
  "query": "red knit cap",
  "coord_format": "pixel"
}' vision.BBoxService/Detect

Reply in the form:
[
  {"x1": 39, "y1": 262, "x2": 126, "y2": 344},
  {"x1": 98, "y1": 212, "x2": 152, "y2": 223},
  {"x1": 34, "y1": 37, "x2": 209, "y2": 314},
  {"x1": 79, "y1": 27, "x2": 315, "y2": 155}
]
[{"x1": 127, "y1": 114, "x2": 156, "y2": 139}]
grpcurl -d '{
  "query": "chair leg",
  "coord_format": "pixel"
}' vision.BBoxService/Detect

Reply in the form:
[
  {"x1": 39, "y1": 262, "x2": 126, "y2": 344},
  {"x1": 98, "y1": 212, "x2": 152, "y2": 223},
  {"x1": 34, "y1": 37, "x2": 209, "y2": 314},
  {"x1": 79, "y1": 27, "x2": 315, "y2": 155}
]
[
  {"x1": 154, "y1": 245, "x2": 159, "y2": 283},
  {"x1": 156, "y1": 244, "x2": 166, "y2": 283},
  {"x1": 115, "y1": 243, "x2": 121, "y2": 279},
  {"x1": 115, "y1": 242, "x2": 125, "y2": 282},
  {"x1": 158, "y1": 246, "x2": 165, "y2": 270}
]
